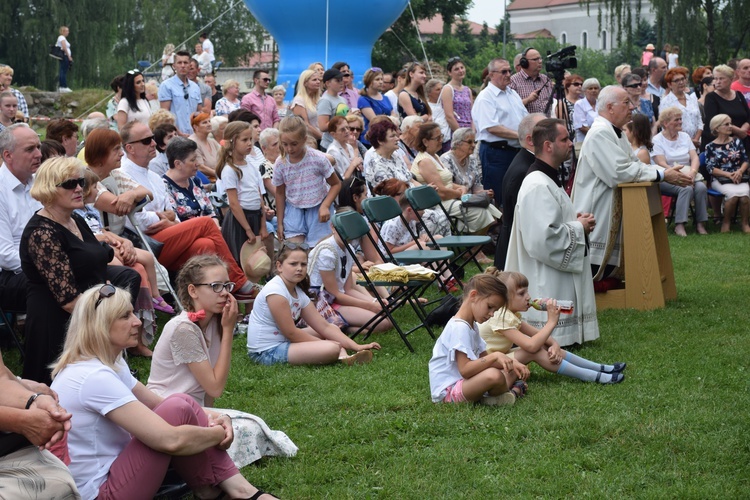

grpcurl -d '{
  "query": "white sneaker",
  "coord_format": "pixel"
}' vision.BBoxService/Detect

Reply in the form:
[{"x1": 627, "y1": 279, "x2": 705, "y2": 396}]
[
  {"x1": 479, "y1": 392, "x2": 516, "y2": 406},
  {"x1": 59, "y1": 87, "x2": 72, "y2": 93}
]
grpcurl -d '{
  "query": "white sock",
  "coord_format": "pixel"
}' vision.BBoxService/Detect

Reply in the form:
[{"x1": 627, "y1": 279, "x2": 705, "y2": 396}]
[
  {"x1": 564, "y1": 352, "x2": 614, "y2": 372},
  {"x1": 557, "y1": 360, "x2": 613, "y2": 383}
]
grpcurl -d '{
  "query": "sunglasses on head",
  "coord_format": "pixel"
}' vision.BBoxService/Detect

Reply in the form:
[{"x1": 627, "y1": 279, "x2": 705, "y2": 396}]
[
  {"x1": 57, "y1": 177, "x2": 86, "y2": 190},
  {"x1": 127, "y1": 135, "x2": 154, "y2": 146},
  {"x1": 95, "y1": 283, "x2": 116, "y2": 309},
  {"x1": 194, "y1": 281, "x2": 236, "y2": 293},
  {"x1": 448, "y1": 56, "x2": 462, "y2": 64},
  {"x1": 127, "y1": 69, "x2": 141, "y2": 75},
  {"x1": 282, "y1": 241, "x2": 310, "y2": 251},
  {"x1": 369, "y1": 67, "x2": 382, "y2": 73}
]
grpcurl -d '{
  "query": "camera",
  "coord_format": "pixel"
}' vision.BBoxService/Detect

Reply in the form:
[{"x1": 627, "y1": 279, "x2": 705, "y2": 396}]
[{"x1": 546, "y1": 45, "x2": 577, "y2": 80}]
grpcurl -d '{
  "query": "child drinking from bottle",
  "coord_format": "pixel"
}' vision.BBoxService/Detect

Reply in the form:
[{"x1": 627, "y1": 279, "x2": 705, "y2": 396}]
[{"x1": 479, "y1": 268, "x2": 626, "y2": 385}]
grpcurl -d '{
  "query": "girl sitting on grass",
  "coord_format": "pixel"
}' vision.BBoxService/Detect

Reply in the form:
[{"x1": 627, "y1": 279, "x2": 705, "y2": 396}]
[
  {"x1": 479, "y1": 269, "x2": 625, "y2": 385},
  {"x1": 429, "y1": 274, "x2": 527, "y2": 406},
  {"x1": 147, "y1": 255, "x2": 298, "y2": 468},
  {"x1": 247, "y1": 242, "x2": 380, "y2": 366}
]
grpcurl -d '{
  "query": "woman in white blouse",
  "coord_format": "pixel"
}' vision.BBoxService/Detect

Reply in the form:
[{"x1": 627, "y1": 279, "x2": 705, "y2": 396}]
[
  {"x1": 573, "y1": 78, "x2": 600, "y2": 144},
  {"x1": 115, "y1": 70, "x2": 153, "y2": 129},
  {"x1": 659, "y1": 67, "x2": 703, "y2": 148}
]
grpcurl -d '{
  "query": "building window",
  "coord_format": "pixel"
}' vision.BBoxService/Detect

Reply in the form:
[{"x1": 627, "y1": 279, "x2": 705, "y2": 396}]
[
  {"x1": 581, "y1": 31, "x2": 588, "y2": 49},
  {"x1": 560, "y1": 32, "x2": 567, "y2": 45},
  {"x1": 601, "y1": 30, "x2": 608, "y2": 50}
]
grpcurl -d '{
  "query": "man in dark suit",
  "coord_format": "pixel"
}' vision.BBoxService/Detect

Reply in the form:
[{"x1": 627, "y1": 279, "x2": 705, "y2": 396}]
[{"x1": 494, "y1": 113, "x2": 545, "y2": 269}]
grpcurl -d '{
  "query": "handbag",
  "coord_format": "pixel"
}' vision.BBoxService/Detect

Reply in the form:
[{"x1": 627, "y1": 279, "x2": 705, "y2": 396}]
[
  {"x1": 716, "y1": 172, "x2": 750, "y2": 184},
  {"x1": 461, "y1": 193, "x2": 491, "y2": 208},
  {"x1": 314, "y1": 289, "x2": 350, "y2": 330},
  {"x1": 49, "y1": 45, "x2": 64, "y2": 60},
  {"x1": 424, "y1": 294, "x2": 460, "y2": 326}
]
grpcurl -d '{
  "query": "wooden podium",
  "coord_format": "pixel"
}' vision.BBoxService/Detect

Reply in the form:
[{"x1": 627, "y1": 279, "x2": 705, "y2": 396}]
[{"x1": 595, "y1": 182, "x2": 677, "y2": 311}]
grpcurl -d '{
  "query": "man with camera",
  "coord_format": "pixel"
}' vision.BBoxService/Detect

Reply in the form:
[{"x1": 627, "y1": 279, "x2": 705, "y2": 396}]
[{"x1": 510, "y1": 48, "x2": 554, "y2": 115}]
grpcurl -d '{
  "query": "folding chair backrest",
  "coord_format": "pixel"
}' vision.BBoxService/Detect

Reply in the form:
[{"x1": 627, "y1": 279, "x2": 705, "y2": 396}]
[
  {"x1": 405, "y1": 185, "x2": 441, "y2": 211},
  {"x1": 332, "y1": 211, "x2": 370, "y2": 241},
  {"x1": 361, "y1": 195, "x2": 403, "y2": 224}
]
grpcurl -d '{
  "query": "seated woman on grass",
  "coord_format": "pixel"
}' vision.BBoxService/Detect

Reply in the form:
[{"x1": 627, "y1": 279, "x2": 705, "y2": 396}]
[
  {"x1": 429, "y1": 274, "x2": 525, "y2": 406},
  {"x1": 246, "y1": 242, "x2": 380, "y2": 366},
  {"x1": 147, "y1": 255, "x2": 298, "y2": 468},
  {"x1": 50, "y1": 284, "x2": 276, "y2": 499},
  {"x1": 308, "y1": 207, "x2": 392, "y2": 334},
  {"x1": 479, "y1": 269, "x2": 626, "y2": 387}
]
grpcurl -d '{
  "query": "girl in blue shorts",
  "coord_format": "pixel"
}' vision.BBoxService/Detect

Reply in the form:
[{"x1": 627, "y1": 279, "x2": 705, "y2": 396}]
[
  {"x1": 428, "y1": 274, "x2": 526, "y2": 406},
  {"x1": 246, "y1": 242, "x2": 380, "y2": 366},
  {"x1": 273, "y1": 115, "x2": 341, "y2": 246}
]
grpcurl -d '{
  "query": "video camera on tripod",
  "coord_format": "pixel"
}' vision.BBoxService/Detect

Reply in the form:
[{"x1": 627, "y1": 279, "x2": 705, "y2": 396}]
[{"x1": 545, "y1": 45, "x2": 578, "y2": 82}]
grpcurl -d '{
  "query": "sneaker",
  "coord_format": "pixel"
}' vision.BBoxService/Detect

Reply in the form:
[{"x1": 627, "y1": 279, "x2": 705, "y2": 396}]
[
  {"x1": 340, "y1": 350, "x2": 373, "y2": 366},
  {"x1": 59, "y1": 87, "x2": 72, "y2": 93},
  {"x1": 479, "y1": 392, "x2": 516, "y2": 406}
]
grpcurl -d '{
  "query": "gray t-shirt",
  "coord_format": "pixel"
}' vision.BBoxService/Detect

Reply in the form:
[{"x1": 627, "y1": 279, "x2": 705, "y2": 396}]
[{"x1": 317, "y1": 93, "x2": 349, "y2": 149}]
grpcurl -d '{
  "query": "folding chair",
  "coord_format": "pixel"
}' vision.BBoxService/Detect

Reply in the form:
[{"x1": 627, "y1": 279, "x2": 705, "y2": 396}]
[
  {"x1": 331, "y1": 211, "x2": 436, "y2": 351},
  {"x1": 405, "y1": 185, "x2": 492, "y2": 275}
]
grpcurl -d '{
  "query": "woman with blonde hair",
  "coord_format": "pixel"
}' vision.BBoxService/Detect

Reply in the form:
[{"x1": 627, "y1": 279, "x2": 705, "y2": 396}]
[
  {"x1": 291, "y1": 69, "x2": 323, "y2": 141},
  {"x1": 161, "y1": 43, "x2": 176, "y2": 81},
  {"x1": 51, "y1": 284, "x2": 277, "y2": 499},
  {"x1": 215, "y1": 79, "x2": 241, "y2": 117}
]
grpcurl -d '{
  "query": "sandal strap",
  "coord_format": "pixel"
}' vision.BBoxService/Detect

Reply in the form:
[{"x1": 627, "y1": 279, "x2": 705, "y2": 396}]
[{"x1": 249, "y1": 490, "x2": 266, "y2": 500}]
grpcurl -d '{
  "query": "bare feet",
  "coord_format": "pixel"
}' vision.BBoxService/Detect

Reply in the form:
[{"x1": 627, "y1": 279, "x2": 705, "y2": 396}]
[
  {"x1": 697, "y1": 223, "x2": 708, "y2": 235},
  {"x1": 742, "y1": 225, "x2": 750, "y2": 234},
  {"x1": 476, "y1": 251, "x2": 493, "y2": 265},
  {"x1": 674, "y1": 223, "x2": 687, "y2": 237},
  {"x1": 721, "y1": 222, "x2": 731, "y2": 233}
]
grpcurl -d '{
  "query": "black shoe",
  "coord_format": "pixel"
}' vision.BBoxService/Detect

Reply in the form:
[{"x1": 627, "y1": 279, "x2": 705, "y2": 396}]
[
  {"x1": 595, "y1": 371, "x2": 624, "y2": 384},
  {"x1": 602, "y1": 362, "x2": 627, "y2": 373}
]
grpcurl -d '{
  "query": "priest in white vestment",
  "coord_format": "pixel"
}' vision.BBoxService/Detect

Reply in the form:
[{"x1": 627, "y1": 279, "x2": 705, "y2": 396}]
[
  {"x1": 506, "y1": 119, "x2": 599, "y2": 346},
  {"x1": 570, "y1": 86, "x2": 692, "y2": 280}
]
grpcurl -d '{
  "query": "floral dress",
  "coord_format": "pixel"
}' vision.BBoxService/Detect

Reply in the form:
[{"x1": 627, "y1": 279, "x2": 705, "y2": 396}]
[{"x1": 163, "y1": 175, "x2": 216, "y2": 221}]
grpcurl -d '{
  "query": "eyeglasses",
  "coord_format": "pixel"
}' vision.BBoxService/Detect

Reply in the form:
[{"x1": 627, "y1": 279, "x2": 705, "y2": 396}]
[
  {"x1": 95, "y1": 283, "x2": 116, "y2": 309},
  {"x1": 428, "y1": 135, "x2": 442, "y2": 142},
  {"x1": 624, "y1": 83, "x2": 641, "y2": 88},
  {"x1": 570, "y1": 82, "x2": 583, "y2": 86},
  {"x1": 337, "y1": 126, "x2": 351, "y2": 133},
  {"x1": 491, "y1": 69, "x2": 511, "y2": 75},
  {"x1": 127, "y1": 69, "x2": 141, "y2": 75},
  {"x1": 341, "y1": 73, "x2": 351, "y2": 77},
  {"x1": 261, "y1": 77, "x2": 272, "y2": 83},
  {"x1": 56, "y1": 177, "x2": 86, "y2": 190},
  {"x1": 528, "y1": 57, "x2": 543, "y2": 62},
  {"x1": 350, "y1": 127, "x2": 362, "y2": 132},
  {"x1": 282, "y1": 241, "x2": 310, "y2": 251},
  {"x1": 194, "y1": 282, "x2": 236, "y2": 293},
  {"x1": 671, "y1": 77, "x2": 687, "y2": 83},
  {"x1": 463, "y1": 140, "x2": 477, "y2": 145},
  {"x1": 369, "y1": 67, "x2": 382, "y2": 73},
  {"x1": 126, "y1": 135, "x2": 154, "y2": 146}
]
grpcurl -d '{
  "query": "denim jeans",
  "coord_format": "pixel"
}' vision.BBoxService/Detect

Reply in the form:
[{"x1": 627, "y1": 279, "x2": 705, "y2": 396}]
[{"x1": 59, "y1": 56, "x2": 69, "y2": 87}]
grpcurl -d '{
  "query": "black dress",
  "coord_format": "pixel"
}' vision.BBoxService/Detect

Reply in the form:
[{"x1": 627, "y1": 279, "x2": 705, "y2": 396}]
[
  {"x1": 20, "y1": 213, "x2": 112, "y2": 384},
  {"x1": 702, "y1": 91, "x2": 750, "y2": 151}
]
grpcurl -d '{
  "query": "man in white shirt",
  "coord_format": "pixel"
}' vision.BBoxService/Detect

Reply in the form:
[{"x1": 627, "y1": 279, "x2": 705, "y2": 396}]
[
  {"x1": 384, "y1": 69, "x2": 406, "y2": 113},
  {"x1": 0, "y1": 124, "x2": 42, "y2": 311},
  {"x1": 199, "y1": 33, "x2": 215, "y2": 66},
  {"x1": 647, "y1": 57, "x2": 668, "y2": 98},
  {"x1": 471, "y1": 58, "x2": 528, "y2": 207},
  {"x1": 192, "y1": 44, "x2": 212, "y2": 76}
]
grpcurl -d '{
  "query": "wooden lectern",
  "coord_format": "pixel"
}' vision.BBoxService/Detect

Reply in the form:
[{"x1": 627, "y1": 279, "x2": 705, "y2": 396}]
[{"x1": 595, "y1": 182, "x2": 677, "y2": 311}]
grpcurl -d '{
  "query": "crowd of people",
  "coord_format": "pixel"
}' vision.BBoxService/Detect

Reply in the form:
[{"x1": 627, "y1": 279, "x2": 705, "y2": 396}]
[{"x1": 2, "y1": 31, "x2": 750, "y2": 496}]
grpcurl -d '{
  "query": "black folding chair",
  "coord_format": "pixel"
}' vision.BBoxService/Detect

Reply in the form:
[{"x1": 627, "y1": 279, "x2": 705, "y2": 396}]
[
  {"x1": 405, "y1": 185, "x2": 491, "y2": 275},
  {"x1": 0, "y1": 305, "x2": 24, "y2": 362},
  {"x1": 332, "y1": 211, "x2": 436, "y2": 351}
]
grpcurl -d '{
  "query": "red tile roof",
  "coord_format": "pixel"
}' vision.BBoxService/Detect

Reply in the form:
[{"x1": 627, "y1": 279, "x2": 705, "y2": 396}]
[
  {"x1": 418, "y1": 14, "x2": 498, "y2": 35},
  {"x1": 514, "y1": 28, "x2": 555, "y2": 39}
]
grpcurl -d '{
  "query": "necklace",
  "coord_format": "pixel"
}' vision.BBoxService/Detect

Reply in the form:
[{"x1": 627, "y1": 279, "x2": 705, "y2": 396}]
[{"x1": 43, "y1": 208, "x2": 82, "y2": 239}]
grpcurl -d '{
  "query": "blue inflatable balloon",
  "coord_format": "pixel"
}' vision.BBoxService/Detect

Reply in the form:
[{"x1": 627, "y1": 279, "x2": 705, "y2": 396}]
[{"x1": 243, "y1": 0, "x2": 409, "y2": 101}]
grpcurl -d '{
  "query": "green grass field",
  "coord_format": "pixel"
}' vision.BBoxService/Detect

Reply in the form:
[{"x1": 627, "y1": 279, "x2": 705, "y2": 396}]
[{"x1": 5, "y1": 227, "x2": 750, "y2": 498}]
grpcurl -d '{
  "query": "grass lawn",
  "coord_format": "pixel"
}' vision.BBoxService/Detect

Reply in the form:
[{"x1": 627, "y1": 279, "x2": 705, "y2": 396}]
[{"x1": 5, "y1": 228, "x2": 749, "y2": 498}]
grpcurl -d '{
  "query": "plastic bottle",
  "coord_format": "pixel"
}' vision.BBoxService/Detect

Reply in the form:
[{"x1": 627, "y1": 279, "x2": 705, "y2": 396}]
[{"x1": 528, "y1": 298, "x2": 574, "y2": 314}]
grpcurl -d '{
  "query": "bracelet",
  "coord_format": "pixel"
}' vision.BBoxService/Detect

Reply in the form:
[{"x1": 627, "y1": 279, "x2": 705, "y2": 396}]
[{"x1": 25, "y1": 393, "x2": 42, "y2": 409}]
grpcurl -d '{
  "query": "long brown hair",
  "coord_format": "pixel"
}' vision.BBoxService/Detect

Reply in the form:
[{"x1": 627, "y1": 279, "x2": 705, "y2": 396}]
[{"x1": 216, "y1": 121, "x2": 250, "y2": 181}]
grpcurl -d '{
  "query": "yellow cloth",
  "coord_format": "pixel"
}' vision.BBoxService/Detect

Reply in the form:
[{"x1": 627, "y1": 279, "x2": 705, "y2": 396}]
[
  {"x1": 366, "y1": 263, "x2": 435, "y2": 283},
  {"x1": 478, "y1": 308, "x2": 522, "y2": 354}
]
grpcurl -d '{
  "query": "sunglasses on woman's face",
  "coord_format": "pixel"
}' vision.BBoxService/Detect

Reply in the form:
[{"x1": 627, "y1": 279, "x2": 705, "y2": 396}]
[{"x1": 57, "y1": 177, "x2": 86, "y2": 190}]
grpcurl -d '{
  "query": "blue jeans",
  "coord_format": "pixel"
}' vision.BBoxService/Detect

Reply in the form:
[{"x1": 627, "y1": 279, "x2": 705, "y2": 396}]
[
  {"x1": 59, "y1": 56, "x2": 70, "y2": 88},
  {"x1": 479, "y1": 143, "x2": 519, "y2": 208}
]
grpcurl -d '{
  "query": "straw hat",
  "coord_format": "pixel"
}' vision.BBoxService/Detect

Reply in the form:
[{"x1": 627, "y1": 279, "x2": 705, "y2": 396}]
[
  {"x1": 240, "y1": 239, "x2": 271, "y2": 283},
  {"x1": 645, "y1": 43, "x2": 655, "y2": 50}
]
